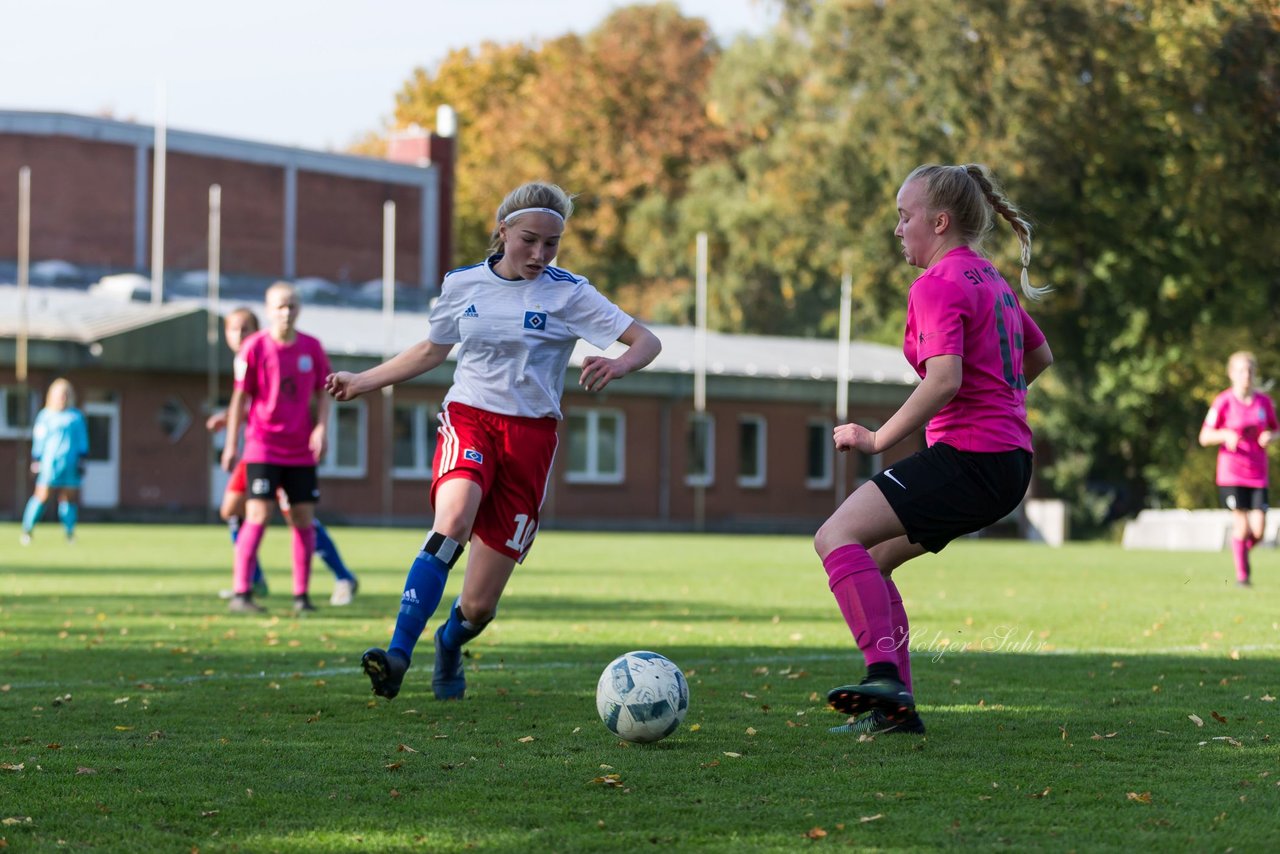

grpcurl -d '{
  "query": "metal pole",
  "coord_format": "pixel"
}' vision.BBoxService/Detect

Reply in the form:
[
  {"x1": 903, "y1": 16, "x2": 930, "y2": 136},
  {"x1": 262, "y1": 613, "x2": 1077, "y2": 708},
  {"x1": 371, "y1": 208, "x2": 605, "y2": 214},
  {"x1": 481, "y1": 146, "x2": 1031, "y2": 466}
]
[
  {"x1": 381, "y1": 200, "x2": 396, "y2": 526},
  {"x1": 835, "y1": 251, "x2": 852, "y2": 505},
  {"x1": 150, "y1": 83, "x2": 167, "y2": 304},
  {"x1": 15, "y1": 166, "x2": 31, "y2": 515},
  {"x1": 206, "y1": 184, "x2": 222, "y2": 523},
  {"x1": 693, "y1": 232, "x2": 707, "y2": 533}
]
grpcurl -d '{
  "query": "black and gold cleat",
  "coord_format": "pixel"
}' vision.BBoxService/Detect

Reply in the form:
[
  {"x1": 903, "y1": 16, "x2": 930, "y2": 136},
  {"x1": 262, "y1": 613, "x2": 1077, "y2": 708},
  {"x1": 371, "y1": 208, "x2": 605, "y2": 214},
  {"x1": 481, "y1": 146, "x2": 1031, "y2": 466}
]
[{"x1": 362, "y1": 647, "x2": 409, "y2": 700}]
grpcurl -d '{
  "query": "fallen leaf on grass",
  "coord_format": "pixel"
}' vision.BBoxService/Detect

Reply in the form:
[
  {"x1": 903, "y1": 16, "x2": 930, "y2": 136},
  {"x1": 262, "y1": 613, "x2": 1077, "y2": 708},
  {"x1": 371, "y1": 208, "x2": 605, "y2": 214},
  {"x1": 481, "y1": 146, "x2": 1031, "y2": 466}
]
[
  {"x1": 804, "y1": 827, "x2": 827, "y2": 839},
  {"x1": 517, "y1": 736, "x2": 535, "y2": 743},
  {"x1": 1189, "y1": 714, "x2": 1204, "y2": 727},
  {"x1": 689, "y1": 724, "x2": 701, "y2": 732},
  {"x1": 397, "y1": 744, "x2": 418, "y2": 753},
  {"x1": 1261, "y1": 694, "x2": 1276, "y2": 702},
  {"x1": 723, "y1": 752, "x2": 742, "y2": 758},
  {"x1": 591, "y1": 774, "x2": 625, "y2": 788},
  {"x1": 75, "y1": 767, "x2": 96, "y2": 775},
  {"x1": 389, "y1": 789, "x2": 401, "y2": 798},
  {"x1": 1, "y1": 818, "x2": 32, "y2": 826},
  {"x1": 114, "y1": 726, "x2": 133, "y2": 731},
  {"x1": 1, "y1": 764, "x2": 23, "y2": 772},
  {"x1": 859, "y1": 814, "x2": 883, "y2": 823},
  {"x1": 1127, "y1": 791, "x2": 1152, "y2": 804},
  {"x1": 1090, "y1": 732, "x2": 1118, "y2": 740},
  {"x1": 745, "y1": 727, "x2": 757, "y2": 736},
  {"x1": 1059, "y1": 726, "x2": 1068, "y2": 741},
  {"x1": 200, "y1": 810, "x2": 219, "y2": 818},
  {"x1": 1211, "y1": 736, "x2": 1244, "y2": 747},
  {"x1": 46, "y1": 744, "x2": 61, "y2": 750},
  {"x1": 1028, "y1": 787, "x2": 1051, "y2": 799},
  {"x1": 384, "y1": 762, "x2": 403, "y2": 771},
  {"x1": 1210, "y1": 711, "x2": 1229, "y2": 725}
]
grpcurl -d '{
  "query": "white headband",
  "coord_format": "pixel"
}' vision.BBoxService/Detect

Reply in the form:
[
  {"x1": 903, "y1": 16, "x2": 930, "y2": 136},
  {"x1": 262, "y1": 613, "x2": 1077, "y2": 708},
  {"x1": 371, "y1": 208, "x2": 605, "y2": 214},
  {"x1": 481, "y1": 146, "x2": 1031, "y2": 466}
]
[{"x1": 500, "y1": 206, "x2": 566, "y2": 224}]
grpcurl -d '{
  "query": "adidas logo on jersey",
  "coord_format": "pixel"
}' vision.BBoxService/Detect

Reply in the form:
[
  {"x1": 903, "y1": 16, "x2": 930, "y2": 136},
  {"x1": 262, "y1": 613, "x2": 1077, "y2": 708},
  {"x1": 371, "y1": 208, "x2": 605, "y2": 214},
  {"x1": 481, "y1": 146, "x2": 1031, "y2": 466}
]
[
  {"x1": 402, "y1": 588, "x2": 419, "y2": 603},
  {"x1": 462, "y1": 304, "x2": 479, "y2": 318}
]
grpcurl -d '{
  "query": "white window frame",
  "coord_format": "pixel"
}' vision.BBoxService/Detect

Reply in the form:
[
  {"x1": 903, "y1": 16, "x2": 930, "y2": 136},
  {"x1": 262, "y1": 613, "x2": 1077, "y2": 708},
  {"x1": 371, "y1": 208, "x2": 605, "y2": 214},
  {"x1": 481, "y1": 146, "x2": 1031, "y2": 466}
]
[
  {"x1": 805, "y1": 417, "x2": 833, "y2": 489},
  {"x1": 392, "y1": 401, "x2": 436, "y2": 480},
  {"x1": 565, "y1": 407, "x2": 625, "y2": 485},
  {"x1": 685, "y1": 413, "x2": 715, "y2": 487},
  {"x1": 736, "y1": 414, "x2": 767, "y2": 489},
  {"x1": 0, "y1": 386, "x2": 37, "y2": 438},
  {"x1": 319, "y1": 399, "x2": 367, "y2": 478}
]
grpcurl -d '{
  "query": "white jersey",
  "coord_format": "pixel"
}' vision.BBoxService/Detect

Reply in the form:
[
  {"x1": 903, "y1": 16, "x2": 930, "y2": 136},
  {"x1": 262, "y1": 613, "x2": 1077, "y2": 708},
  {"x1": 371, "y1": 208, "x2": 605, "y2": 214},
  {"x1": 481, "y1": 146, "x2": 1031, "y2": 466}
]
[{"x1": 428, "y1": 257, "x2": 634, "y2": 419}]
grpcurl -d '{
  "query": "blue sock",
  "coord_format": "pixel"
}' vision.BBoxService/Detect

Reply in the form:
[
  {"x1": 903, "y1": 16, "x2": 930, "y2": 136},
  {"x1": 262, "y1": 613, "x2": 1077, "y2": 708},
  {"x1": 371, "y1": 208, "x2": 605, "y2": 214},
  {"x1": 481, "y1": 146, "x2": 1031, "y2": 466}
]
[
  {"x1": 314, "y1": 521, "x2": 355, "y2": 581},
  {"x1": 228, "y1": 517, "x2": 266, "y2": 588},
  {"x1": 22, "y1": 496, "x2": 47, "y2": 532},
  {"x1": 389, "y1": 551, "x2": 450, "y2": 662},
  {"x1": 57, "y1": 501, "x2": 78, "y2": 537},
  {"x1": 439, "y1": 597, "x2": 490, "y2": 650}
]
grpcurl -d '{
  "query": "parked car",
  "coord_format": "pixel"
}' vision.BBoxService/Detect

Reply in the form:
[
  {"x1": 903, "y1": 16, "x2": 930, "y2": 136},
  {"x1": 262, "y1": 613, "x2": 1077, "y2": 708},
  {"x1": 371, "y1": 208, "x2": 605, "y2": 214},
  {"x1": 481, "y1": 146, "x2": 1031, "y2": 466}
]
[{"x1": 30, "y1": 259, "x2": 88, "y2": 287}]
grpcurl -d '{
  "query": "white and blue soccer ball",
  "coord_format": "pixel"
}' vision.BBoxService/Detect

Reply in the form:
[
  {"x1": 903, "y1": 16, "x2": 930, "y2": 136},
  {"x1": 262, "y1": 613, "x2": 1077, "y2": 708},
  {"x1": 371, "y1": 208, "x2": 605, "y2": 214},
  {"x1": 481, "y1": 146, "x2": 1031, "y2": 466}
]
[{"x1": 595, "y1": 650, "x2": 689, "y2": 743}]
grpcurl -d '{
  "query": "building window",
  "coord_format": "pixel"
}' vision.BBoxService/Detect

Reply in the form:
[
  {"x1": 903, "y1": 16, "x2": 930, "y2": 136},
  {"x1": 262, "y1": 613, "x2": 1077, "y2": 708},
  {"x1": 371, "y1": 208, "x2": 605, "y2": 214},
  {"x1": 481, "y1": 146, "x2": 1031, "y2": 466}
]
[
  {"x1": 0, "y1": 386, "x2": 36, "y2": 438},
  {"x1": 319, "y1": 400, "x2": 366, "y2": 478},
  {"x1": 805, "y1": 418, "x2": 833, "y2": 489},
  {"x1": 393, "y1": 402, "x2": 437, "y2": 480},
  {"x1": 566, "y1": 408, "x2": 624, "y2": 484},
  {"x1": 686, "y1": 413, "x2": 714, "y2": 487},
  {"x1": 737, "y1": 415, "x2": 766, "y2": 488},
  {"x1": 855, "y1": 419, "x2": 883, "y2": 483}
]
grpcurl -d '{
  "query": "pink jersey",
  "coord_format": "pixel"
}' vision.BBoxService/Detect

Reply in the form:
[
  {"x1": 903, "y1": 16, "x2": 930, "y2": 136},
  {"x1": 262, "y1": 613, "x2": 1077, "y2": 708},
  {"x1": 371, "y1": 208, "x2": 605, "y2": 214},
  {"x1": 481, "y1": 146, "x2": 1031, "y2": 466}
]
[
  {"x1": 235, "y1": 329, "x2": 331, "y2": 466},
  {"x1": 1204, "y1": 389, "x2": 1277, "y2": 487},
  {"x1": 903, "y1": 246, "x2": 1046, "y2": 453}
]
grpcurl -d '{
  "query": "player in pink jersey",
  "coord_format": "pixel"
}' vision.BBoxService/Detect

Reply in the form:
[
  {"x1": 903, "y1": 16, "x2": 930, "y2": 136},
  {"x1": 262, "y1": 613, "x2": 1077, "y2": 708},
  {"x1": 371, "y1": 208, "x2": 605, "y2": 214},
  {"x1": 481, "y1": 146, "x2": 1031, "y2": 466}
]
[
  {"x1": 816, "y1": 164, "x2": 1054, "y2": 736},
  {"x1": 221, "y1": 282, "x2": 332, "y2": 614},
  {"x1": 326, "y1": 181, "x2": 661, "y2": 703},
  {"x1": 1199, "y1": 351, "x2": 1277, "y2": 586}
]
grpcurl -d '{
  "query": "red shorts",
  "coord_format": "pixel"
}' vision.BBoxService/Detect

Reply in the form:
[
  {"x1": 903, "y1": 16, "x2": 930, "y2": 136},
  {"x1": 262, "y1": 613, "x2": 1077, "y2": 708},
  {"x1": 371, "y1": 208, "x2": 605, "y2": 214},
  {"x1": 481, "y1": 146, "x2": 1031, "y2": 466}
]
[
  {"x1": 227, "y1": 459, "x2": 248, "y2": 494},
  {"x1": 431, "y1": 402, "x2": 558, "y2": 562}
]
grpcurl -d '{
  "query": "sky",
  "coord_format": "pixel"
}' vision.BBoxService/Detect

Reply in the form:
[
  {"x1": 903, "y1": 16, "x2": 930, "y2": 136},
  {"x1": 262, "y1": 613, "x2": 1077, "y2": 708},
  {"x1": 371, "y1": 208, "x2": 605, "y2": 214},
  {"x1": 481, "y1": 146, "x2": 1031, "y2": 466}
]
[{"x1": 2, "y1": 0, "x2": 776, "y2": 152}]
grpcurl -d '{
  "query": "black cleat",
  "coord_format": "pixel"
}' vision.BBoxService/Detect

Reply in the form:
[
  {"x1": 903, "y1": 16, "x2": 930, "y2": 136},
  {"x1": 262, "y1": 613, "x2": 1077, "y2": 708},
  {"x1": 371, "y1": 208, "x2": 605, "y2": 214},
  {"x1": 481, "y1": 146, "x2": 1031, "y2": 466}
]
[
  {"x1": 228, "y1": 593, "x2": 267, "y2": 614},
  {"x1": 829, "y1": 708, "x2": 926, "y2": 736},
  {"x1": 362, "y1": 647, "x2": 409, "y2": 700},
  {"x1": 293, "y1": 594, "x2": 318, "y2": 613},
  {"x1": 827, "y1": 676, "x2": 915, "y2": 721}
]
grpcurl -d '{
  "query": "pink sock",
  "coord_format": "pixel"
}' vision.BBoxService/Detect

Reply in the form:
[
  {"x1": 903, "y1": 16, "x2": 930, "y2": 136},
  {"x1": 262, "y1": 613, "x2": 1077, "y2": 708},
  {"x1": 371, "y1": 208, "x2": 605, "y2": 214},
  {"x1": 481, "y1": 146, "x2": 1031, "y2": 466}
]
[
  {"x1": 233, "y1": 522, "x2": 266, "y2": 594},
  {"x1": 1231, "y1": 537, "x2": 1250, "y2": 583},
  {"x1": 823, "y1": 543, "x2": 896, "y2": 667},
  {"x1": 884, "y1": 577, "x2": 913, "y2": 693},
  {"x1": 1244, "y1": 534, "x2": 1258, "y2": 551},
  {"x1": 292, "y1": 525, "x2": 316, "y2": 597}
]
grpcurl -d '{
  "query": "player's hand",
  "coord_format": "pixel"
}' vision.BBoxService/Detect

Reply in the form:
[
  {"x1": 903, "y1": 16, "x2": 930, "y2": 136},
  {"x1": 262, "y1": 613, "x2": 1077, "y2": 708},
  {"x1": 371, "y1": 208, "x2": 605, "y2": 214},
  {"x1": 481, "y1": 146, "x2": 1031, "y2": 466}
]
[
  {"x1": 220, "y1": 444, "x2": 238, "y2": 473},
  {"x1": 310, "y1": 425, "x2": 327, "y2": 463},
  {"x1": 833, "y1": 422, "x2": 878, "y2": 454},
  {"x1": 579, "y1": 356, "x2": 626, "y2": 393},
  {"x1": 1224, "y1": 430, "x2": 1240, "y2": 452},
  {"x1": 205, "y1": 410, "x2": 228, "y2": 432},
  {"x1": 325, "y1": 371, "x2": 362, "y2": 401},
  {"x1": 1260, "y1": 430, "x2": 1273, "y2": 449}
]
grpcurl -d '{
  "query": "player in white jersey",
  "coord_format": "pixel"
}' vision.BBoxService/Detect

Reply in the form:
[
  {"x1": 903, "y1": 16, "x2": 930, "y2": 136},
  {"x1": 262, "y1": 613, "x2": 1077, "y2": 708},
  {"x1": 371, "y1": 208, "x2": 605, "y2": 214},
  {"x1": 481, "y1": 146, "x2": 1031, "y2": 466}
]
[{"x1": 326, "y1": 181, "x2": 662, "y2": 702}]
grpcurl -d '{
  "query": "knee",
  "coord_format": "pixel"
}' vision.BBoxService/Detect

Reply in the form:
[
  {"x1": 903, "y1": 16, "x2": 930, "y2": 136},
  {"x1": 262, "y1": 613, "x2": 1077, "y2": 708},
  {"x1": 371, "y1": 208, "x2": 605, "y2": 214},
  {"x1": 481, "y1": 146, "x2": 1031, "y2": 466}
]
[
  {"x1": 814, "y1": 520, "x2": 850, "y2": 561},
  {"x1": 458, "y1": 598, "x2": 496, "y2": 625}
]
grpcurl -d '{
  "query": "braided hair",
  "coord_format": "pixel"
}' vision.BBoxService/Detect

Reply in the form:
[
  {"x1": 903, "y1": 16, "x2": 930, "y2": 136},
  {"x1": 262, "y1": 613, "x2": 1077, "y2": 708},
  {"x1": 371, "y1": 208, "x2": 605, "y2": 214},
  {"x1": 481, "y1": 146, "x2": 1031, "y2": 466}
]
[{"x1": 905, "y1": 164, "x2": 1050, "y2": 300}]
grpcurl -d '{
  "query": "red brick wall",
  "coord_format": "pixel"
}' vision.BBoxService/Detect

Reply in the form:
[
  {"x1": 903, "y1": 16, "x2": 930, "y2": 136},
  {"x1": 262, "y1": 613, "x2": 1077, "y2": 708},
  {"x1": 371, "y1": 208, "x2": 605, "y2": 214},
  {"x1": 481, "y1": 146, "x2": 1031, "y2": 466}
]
[
  {"x1": 294, "y1": 172, "x2": 422, "y2": 286},
  {"x1": 0, "y1": 135, "x2": 136, "y2": 268}
]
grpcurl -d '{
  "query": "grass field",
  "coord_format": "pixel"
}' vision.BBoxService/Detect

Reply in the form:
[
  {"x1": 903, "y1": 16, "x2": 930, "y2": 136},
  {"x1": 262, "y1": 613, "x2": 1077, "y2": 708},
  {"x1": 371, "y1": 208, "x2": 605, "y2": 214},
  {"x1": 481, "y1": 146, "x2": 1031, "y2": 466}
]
[{"x1": 2, "y1": 525, "x2": 1278, "y2": 852}]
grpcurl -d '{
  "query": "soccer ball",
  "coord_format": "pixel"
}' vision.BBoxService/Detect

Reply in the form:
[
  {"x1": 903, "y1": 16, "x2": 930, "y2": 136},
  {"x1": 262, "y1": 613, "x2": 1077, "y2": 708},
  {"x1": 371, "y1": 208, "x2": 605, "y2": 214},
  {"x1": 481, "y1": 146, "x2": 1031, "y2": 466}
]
[{"x1": 595, "y1": 650, "x2": 689, "y2": 743}]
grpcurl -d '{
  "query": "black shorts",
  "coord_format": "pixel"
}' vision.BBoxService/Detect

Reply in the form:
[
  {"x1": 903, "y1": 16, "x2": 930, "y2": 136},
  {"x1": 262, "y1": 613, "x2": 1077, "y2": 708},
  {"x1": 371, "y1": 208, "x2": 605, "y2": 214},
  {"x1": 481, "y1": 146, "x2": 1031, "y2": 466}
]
[
  {"x1": 872, "y1": 442, "x2": 1032, "y2": 554},
  {"x1": 245, "y1": 463, "x2": 320, "y2": 506},
  {"x1": 1219, "y1": 486, "x2": 1268, "y2": 512}
]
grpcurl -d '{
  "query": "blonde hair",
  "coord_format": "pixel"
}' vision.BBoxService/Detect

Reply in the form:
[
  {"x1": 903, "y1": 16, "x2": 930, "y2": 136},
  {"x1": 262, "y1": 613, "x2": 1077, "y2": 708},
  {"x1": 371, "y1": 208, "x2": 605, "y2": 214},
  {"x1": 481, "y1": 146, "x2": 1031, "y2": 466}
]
[
  {"x1": 905, "y1": 163, "x2": 1051, "y2": 301},
  {"x1": 487, "y1": 182, "x2": 575, "y2": 254},
  {"x1": 46, "y1": 377, "x2": 76, "y2": 410},
  {"x1": 225, "y1": 306, "x2": 260, "y2": 333},
  {"x1": 265, "y1": 281, "x2": 298, "y2": 306}
]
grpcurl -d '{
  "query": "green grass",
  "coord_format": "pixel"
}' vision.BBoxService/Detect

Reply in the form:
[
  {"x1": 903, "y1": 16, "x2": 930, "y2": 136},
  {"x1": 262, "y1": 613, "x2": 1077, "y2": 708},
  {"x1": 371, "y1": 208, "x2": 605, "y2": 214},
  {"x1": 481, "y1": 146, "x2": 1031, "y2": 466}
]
[{"x1": 2, "y1": 525, "x2": 1278, "y2": 852}]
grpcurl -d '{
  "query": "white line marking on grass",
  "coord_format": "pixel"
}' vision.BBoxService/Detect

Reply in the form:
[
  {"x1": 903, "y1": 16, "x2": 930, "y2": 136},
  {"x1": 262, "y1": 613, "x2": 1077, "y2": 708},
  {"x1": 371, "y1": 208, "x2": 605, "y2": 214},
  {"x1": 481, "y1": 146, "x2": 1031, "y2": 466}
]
[{"x1": 8, "y1": 646, "x2": 1278, "y2": 692}]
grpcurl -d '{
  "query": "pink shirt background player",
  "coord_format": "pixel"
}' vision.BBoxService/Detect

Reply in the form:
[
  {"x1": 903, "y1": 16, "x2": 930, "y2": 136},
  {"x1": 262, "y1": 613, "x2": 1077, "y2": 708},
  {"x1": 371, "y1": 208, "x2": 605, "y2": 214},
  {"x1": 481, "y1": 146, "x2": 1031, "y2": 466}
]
[
  {"x1": 1199, "y1": 351, "x2": 1276, "y2": 585},
  {"x1": 221, "y1": 282, "x2": 332, "y2": 607}
]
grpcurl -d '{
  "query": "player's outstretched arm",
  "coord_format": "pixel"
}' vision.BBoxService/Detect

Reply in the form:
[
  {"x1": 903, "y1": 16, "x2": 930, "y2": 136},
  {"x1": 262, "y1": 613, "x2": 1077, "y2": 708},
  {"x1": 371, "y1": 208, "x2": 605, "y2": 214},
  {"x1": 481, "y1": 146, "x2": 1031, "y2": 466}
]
[
  {"x1": 579, "y1": 322, "x2": 662, "y2": 393},
  {"x1": 326, "y1": 340, "x2": 455, "y2": 401}
]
